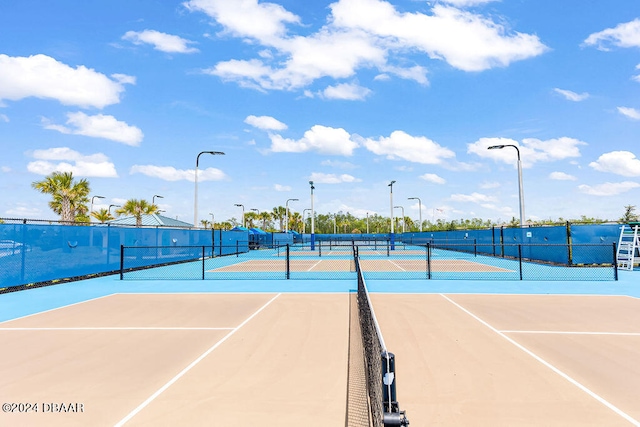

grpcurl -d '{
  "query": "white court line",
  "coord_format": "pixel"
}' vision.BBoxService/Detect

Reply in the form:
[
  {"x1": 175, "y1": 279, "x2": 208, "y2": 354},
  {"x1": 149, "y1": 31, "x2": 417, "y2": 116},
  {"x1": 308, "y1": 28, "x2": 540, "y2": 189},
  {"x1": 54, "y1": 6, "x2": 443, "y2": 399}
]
[
  {"x1": 387, "y1": 260, "x2": 406, "y2": 271},
  {"x1": 114, "y1": 293, "x2": 281, "y2": 427},
  {"x1": 0, "y1": 327, "x2": 234, "y2": 331},
  {"x1": 501, "y1": 330, "x2": 640, "y2": 336},
  {"x1": 307, "y1": 260, "x2": 323, "y2": 271},
  {"x1": 440, "y1": 294, "x2": 640, "y2": 426},
  {"x1": 0, "y1": 293, "x2": 117, "y2": 325}
]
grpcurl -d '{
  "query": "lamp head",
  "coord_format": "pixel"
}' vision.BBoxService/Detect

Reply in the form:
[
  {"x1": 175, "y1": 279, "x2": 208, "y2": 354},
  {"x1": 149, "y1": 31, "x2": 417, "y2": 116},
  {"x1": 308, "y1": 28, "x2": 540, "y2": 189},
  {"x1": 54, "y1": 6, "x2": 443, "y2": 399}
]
[{"x1": 487, "y1": 145, "x2": 505, "y2": 150}]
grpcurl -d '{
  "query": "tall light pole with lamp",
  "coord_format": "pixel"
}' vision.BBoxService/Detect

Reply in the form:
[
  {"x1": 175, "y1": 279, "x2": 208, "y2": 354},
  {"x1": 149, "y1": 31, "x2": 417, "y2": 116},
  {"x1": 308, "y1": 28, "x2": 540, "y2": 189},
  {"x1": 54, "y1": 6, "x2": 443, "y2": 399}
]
[
  {"x1": 209, "y1": 213, "x2": 215, "y2": 229},
  {"x1": 309, "y1": 181, "x2": 316, "y2": 250},
  {"x1": 488, "y1": 144, "x2": 526, "y2": 229},
  {"x1": 194, "y1": 151, "x2": 225, "y2": 228},
  {"x1": 234, "y1": 204, "x2": 245, "y2": 227},
  {"x1": 408, "y1": 197, "x2": 422, "y2": 232},
  {"x1": 285, "y1": 198, "x2": 298, "y2": 233},
  {"x1": 90, "y1": 195, "x2": 105, "y2": 213},
  {"x1": 153, "y1": 194, "x2": 163, "y2": 205},
  {"x1": 389, "y1": 180, "x2": 396, "y2": 249},
  {"x1": 302, "y1": 208, "x2": 311, "y2": 234},
  {"x1": 108, "y1": 204, "x2": 120, "y2": 216},
  {"x1": 394, "y1": 205, "x2": 405, "y2": 233}
]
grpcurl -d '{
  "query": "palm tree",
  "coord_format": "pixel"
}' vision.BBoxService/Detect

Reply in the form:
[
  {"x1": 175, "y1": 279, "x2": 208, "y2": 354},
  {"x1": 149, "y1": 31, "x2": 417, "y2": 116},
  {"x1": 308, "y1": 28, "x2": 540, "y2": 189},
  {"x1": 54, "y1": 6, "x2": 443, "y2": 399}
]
[
  {"x1": 32, "y1": 171, "x2": 90, "y2": 222},
  {"x1": 244, "y1": 211, "x2": 258, "y2": 228},
  {"x1": 258, "y1": 211, "x2": 272, "y2": 230},
  {"x1": 289, "y1": 211, "x2": 302, "y2": 232},
  {"x1": 200, "y1": 219, "x2": 211, "y2": 229},
  {"x1": 272, "y1": 206, "x2": 286, "y2": 231},
  {"x1": 115, "y1": 199, "x2": 158, "y2": 227},
  {"x1": 91, "y1": 208, "x2": 113, "y2": 223}
]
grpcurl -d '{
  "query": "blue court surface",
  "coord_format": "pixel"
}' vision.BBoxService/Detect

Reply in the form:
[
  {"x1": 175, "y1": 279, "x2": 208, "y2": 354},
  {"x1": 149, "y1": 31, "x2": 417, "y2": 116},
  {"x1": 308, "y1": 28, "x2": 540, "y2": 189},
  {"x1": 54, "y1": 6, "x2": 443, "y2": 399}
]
[{"x1": 1, "y1": 269, "x2": 638, "y2": 323}]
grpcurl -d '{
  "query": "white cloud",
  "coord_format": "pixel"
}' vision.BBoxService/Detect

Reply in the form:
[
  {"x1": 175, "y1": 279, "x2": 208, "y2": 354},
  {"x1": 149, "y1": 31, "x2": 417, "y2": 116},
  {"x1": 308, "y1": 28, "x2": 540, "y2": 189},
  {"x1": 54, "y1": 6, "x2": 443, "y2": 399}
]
[
  {"x1": 469, "y1": 136, "x2": 586, "y2": 168},
  {"x1": 309, "y1": 172, "x2": 362, "y2": 184},
  {"x1": 578, "y1": 181, "x2": 640, "y2": 196},
  {"x1": 479, "y1": 181, "x2": 500, "y2": 189},
  {"x1": 43, "y1": 112, "x2": 143, "y2": 146},
  {"x1": 0, "y1": 113, "x2": 8, "y2": 122},
  {"x1": 184, "y1": 0, "x2": 300, "y2": 42},
  {"x1": 1, "y1": 166, "x2": 11, "y2": 173},
  {"x1": 322, "y1": 83, "x2": 372, "y2": 100},
  {"x1": 419, "y1": 173, "x2": 446, "y2": 184},
  {"x1": 450, "y1": 192, "x2": 497, "y2": 203},
  {"x1": 361, "y1": 130, "x2": 455, "y2": 164},
  {"x1": 0, "y1": 54, "x2": 131, "y2": 108},
  {"x1": 244, "y1": 115, "x2": 288, "y2": 130},
  {"x1": 191, "y1": 0, "x2": 546, "y2": 92},
  {"x1": 549, "y1": 171, "x2": 577, "y2": 181},
  {"x1": 274, "y1": 184, "x2": 292, "y2": 191},
  {"x1": 130, "y1": 165, "x2": 227, "y2": 182},
  {"x1": 589, "y1": 151, "x2": 640, "y2": 177},
  {"x1": 270, "y1": 125, "x2": 358, "y2": 155},
  {"x1": 618, "y1": 106, "x2": 640, "y2": 120},
  {"x1": 122, "y1": 30, "x2": 199, "y2": 53},
  {"x1": 321, "y1": 160, "x2": 358, "y2": 169},
  {"x1": 584, "y1": 18, "x2": 640, "y2": 51},
  {"x1": 440, "y1": 0, "x2": 498, "y2": 6},
  {"x1": 554, "y1": 88, "x2": 589, "y2": 102},
  {"x1": 26, "y1": 147, "x2": 118, "y2": 177}
]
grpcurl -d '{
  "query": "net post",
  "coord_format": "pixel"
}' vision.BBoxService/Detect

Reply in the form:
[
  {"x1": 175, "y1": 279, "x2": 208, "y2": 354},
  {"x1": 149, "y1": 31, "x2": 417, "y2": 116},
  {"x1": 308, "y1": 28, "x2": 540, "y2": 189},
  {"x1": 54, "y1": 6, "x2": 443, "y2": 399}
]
[
  {"x1": 286, "y1": 244, "x2": 290, "y2": 279},
  {"x1": 474, "y1": 238, "x2": 477, "y2": 257},
  {"x1": 202, "y1": 246, "x2": 205, "y2": 280},
  {"x1": 236, "y1": 240, "x2": 239, "y2": 257},
  {"x1": 120, "y1": 245, "x2": 124, "y2": 280},
  {"x1": 319, "y1": 240, "x2": 322, "y2": 257},
  {"x1": 518, "y1": 244, "x2": 523, "y2": 280}
]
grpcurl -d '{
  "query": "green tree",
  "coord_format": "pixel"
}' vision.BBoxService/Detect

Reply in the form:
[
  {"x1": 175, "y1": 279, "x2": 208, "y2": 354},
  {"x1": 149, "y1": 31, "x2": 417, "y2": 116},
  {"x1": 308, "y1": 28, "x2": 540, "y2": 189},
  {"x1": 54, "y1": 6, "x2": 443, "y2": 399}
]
[
  {"x1": 32, "y1": 171, "x2": 90, "y2": 222},
  {"x1": 258, "y1": 211, "x2": 273, "y2": 230},
  {"x1": 91, "y1": 208, "x2": 113, "y2": 223},
  {"x1": 115, "y1": 199, "x2": 158, "y2": 227},
  {"x1": 620, "y1": 205, "x2": 638, "y2": 223},
  {"x1": 272, "y1": 206, "x2": 286, "y2": 231}
]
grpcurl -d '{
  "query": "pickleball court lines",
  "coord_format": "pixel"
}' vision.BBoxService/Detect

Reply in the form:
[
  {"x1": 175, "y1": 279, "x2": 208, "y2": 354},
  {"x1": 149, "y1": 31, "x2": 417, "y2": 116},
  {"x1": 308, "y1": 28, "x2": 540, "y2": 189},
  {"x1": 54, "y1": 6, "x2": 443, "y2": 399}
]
[
  {"x1": 441, "y1": 294, "x2": 640, "y2": 426},
  {"x1": 114, "y1": 293, "x2": 282, "y2": 426}
]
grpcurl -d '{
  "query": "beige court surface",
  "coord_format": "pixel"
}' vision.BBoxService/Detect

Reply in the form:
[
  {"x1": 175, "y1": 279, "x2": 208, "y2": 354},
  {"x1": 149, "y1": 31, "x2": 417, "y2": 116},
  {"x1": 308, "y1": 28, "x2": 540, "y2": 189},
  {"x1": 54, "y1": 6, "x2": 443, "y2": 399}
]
[{"x1": 1, "y1": 293, "x2": 639, "y2": 426}]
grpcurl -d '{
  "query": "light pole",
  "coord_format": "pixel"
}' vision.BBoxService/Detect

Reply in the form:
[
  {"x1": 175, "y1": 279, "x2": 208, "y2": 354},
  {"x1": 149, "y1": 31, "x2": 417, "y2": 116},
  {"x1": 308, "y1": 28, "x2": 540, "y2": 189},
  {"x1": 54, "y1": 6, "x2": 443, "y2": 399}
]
[
  {"x1": 108, "y1": 204, "x2": 120, "y2": 216},
  {"x1": 309, "y1": 181, "x2": 315, "y2": 250},
  {"x1": 285, "y1": 198, "x2": 298, "y2": 233},
  {"x1": 408, "y1": 197, "x2": 422, "y2": 232},
  {"x1": 153, "y1": 194, "x2": 163, "y2": 205},
  {"x1": 366, "y1": 212, "x2": 369, "y2": 234},
  {"x1": 488, "y1": 144, "x2": 526, "y2": 228},
  {"x1": 90, "y1": 195, "x2": 105, "y2": 213},
  {"x1": 394, "y1": 205, "x2": 405, "y2": 233},
  {"x1": 303, "y1": 209, "x2": 311, "y2": 234},
  {"x1": 389, "y1": 180, "x2": 396, "y2": 249},
  {"x1": 194, "y1": 151, "x2": 225, "y2": 228},
  {"x1": 234, "y1": 204, "x2": 245, "y2": 228},
  {"x1": 209, "y1": 213, "x2": 215, "y2": 229}
]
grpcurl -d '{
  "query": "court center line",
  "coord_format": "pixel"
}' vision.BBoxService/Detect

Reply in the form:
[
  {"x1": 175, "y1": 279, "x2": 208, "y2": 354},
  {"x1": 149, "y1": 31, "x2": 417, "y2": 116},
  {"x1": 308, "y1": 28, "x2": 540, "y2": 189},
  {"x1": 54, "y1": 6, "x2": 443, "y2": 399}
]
[
  {"x1": 114, "y1": 293, "x2": 282, "y2": 427},
  {"x1": 387, "y1": 260, "x2": 406, "y2": 271},
  {"x1": 501, "y1": 330, "x2": 640, "y2": 336},
  {"x1": 440, "y1": 294, "x2": 640, "y2": 426}
]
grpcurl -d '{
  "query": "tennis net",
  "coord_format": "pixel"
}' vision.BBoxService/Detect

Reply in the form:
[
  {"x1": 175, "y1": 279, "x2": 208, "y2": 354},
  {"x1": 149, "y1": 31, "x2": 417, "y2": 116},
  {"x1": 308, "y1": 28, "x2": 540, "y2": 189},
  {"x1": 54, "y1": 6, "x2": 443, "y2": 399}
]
[{"x1": 349, "y1": 246, "x2": 409, "y2": 426}]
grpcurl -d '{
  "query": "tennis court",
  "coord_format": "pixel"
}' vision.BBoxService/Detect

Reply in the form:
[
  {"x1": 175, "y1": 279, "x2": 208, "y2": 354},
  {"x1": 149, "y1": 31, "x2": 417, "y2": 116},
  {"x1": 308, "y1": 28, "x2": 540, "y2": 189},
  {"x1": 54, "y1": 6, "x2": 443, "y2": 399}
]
[{"x1": 2, "y1": 245, "x2": 639, "y2": 426}]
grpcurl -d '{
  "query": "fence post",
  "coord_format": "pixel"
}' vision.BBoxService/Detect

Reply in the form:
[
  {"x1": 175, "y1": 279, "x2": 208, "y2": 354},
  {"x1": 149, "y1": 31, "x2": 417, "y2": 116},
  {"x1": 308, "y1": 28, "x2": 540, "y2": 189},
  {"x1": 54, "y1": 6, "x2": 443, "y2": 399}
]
[
  {"x1": 202, "y1": 246, "x2": 205, "y2": 280},
  {"x1": 236, "y1": 240, "x2": 239, "y2": 257},
  {"x1": 474, "y1": 238, "x2": 477, "y2": 257},
  {"x1": 518, "y1": 244, "x2": 523, "y2": 280},
  {"x1": 427, "y1": 243, "x2": 431, "y2": 280},
  {"x1": 120, "y1": 245, "x2": 124, "y2": 280},
  {"x1": 286, "y1": 244, "x2": 290, "y2": 279},
  {"x1": 613, "y1": 243, "x2": 618, "y2": 281}
]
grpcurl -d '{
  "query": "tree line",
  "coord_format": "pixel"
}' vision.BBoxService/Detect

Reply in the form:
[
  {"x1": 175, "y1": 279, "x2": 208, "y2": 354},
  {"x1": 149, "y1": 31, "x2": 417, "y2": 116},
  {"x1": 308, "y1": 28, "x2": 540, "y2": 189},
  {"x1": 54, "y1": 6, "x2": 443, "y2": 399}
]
[{"x1": 24, "y1": 171, "x2": 639, "y2": 232}]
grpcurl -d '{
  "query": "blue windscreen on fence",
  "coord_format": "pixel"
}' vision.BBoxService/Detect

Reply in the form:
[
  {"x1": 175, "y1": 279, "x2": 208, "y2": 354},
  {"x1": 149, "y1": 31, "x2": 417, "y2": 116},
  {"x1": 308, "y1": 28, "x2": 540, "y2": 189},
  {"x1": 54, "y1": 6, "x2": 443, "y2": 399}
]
[{"x1": 0, "y1": 223, "x2": 249, "y2": 289}]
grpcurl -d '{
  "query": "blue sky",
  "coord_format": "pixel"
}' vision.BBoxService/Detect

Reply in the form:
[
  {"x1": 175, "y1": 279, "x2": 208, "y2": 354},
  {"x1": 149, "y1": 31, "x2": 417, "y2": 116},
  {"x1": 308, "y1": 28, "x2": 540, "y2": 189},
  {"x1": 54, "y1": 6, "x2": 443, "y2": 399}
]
[{"x1": 2, "y1": 0, "x2": 640, "y2": 226}]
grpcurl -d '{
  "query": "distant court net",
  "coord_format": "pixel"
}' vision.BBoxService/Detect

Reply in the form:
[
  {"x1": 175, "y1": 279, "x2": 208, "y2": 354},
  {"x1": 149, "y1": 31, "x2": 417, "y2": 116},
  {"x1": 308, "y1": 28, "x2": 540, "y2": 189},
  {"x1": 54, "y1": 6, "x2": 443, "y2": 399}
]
[{"x1": 348, "y1": 246, "x2": 409, "y2": 427}]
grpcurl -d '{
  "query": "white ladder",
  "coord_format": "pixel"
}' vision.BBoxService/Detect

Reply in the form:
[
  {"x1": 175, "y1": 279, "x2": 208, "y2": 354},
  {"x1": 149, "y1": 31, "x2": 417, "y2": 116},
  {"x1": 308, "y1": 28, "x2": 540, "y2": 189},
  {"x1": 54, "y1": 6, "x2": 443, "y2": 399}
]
[{"x1": 617, "y1": 224, "x2": 640, "y2": 270}]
